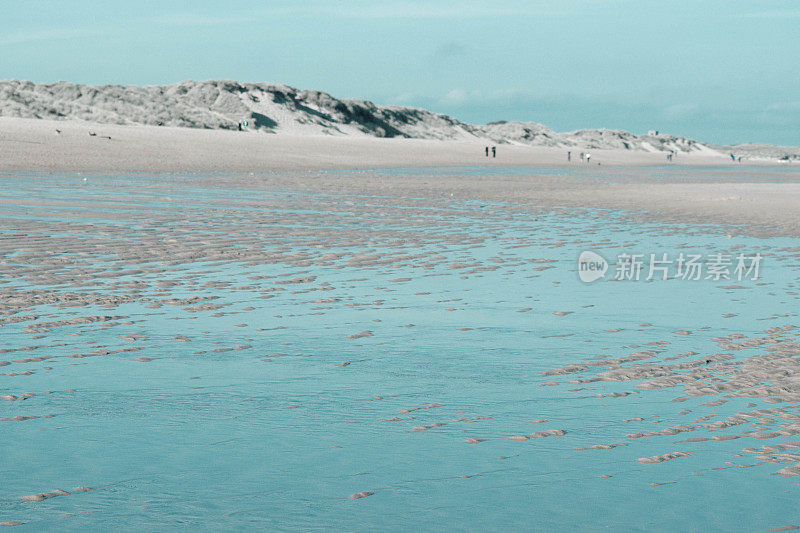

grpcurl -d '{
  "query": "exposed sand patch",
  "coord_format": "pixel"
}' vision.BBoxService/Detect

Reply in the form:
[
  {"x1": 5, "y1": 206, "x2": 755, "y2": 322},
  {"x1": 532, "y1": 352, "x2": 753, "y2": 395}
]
[{"x1": 637, "y1": 452, "x2": 691, "y2": 464}]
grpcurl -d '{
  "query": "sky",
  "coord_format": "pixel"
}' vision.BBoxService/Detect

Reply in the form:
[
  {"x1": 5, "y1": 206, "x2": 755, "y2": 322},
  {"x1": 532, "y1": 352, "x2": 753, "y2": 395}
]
[{"x1": 2, "y1": 0, "x2": 799, "y2": 145}]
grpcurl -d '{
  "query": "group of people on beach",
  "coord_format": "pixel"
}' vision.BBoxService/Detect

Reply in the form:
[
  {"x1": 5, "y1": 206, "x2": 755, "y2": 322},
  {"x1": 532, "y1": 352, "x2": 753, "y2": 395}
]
[
  {"x1": 567, "y1": 151, "x2": 592, "y2": 163},
  {"x1": 482, "y1": 146, "x2": 746, "y2": 165}
]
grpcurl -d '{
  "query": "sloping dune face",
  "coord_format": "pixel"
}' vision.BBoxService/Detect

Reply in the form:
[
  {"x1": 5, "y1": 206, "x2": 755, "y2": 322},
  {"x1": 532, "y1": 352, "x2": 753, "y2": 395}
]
[
  {"x1": 0, "y1": 79, "x2": 705, "y2": 151},
  {"x1": 0, "y1": 79, "x2": 476, "y2": 137}
]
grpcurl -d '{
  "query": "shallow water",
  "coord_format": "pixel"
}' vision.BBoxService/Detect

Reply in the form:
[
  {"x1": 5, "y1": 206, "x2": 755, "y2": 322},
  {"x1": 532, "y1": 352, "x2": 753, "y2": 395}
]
[{"x1": 2, "y1": 168, "x2": 800, "y2": 531}]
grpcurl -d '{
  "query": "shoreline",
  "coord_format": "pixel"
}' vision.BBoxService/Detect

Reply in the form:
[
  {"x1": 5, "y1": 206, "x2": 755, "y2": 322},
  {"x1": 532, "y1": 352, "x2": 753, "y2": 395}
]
[{"x1": 3, "y1": 116, "x2": 800, "y2": 237}]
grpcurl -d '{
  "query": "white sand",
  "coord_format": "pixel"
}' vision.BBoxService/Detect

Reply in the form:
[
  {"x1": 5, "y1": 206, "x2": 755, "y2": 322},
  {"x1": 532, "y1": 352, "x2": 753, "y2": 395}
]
[{"x1": 0, "y1": 116, "x2": 732, "y2": 172}]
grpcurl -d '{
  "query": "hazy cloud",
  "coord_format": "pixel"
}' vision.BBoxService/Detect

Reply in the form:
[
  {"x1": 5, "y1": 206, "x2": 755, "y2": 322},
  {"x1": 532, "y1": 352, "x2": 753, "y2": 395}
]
[
  {"x1": 145, "y1": 12, "x2": 258, "y2": 28},
  {"x1": 736, "y1": 8, "x2": 800, "y2": 19},
  {"x1": 140, "y1": 0, "x2": 584, "y2": 27},
  {"x1": 385, "y1": 87, "x2": 800, "y2": 144},
  {"x1": 0, "y1": 26, "x2": 111, "y2": 46},
  {"x1": 430, "y1": 41, "x2": 469, "y2": 60}
]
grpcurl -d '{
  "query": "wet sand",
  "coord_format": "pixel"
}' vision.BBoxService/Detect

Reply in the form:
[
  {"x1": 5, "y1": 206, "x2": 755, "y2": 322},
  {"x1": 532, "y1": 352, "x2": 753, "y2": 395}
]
[{"x1": 3, "y1": 116, "x2": 800, "y2": 236}]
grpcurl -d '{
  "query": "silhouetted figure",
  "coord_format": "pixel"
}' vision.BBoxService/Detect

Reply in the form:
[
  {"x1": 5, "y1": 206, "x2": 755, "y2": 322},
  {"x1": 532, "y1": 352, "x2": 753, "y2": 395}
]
[
  {"x1": 485, "y1": 146, "x2": 489, "y2": 157},
  {"x1": 238, "y1": 121, "x2": 243, "y2": 131},
  {"x1": 492, "y1": 146, "x2": 496, "y2": 158},
  {"x1": 586, "y1": 153, "x2": 592, "y2": 163},
  {"x1": 730, "y1": 153, "x2": 736, "y2": 161},
  {"x1": 580, "y1": 152, "x2": 585, "y2": 161},
  {"x1": 568, "y1": 151, "x2": 571, "y2": 161}
]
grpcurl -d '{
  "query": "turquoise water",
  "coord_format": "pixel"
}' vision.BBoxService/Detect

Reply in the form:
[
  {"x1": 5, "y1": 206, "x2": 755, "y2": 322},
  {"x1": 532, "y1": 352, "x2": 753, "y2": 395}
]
[{"x1": 2, "y1": 169, "x2": 800, "y2": 531}]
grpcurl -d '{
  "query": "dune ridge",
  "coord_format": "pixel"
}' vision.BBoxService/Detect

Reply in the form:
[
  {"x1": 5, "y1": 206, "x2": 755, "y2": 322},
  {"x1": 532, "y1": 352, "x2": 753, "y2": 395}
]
[{"x1": 0, "y1": 79, "x2": 725, "y2": 154}]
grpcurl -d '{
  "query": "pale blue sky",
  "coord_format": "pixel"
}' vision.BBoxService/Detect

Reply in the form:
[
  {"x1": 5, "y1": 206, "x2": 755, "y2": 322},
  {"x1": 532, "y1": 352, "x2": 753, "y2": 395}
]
[{"x1": 2, "y1": 0, "x2": 799, "y2": 144}]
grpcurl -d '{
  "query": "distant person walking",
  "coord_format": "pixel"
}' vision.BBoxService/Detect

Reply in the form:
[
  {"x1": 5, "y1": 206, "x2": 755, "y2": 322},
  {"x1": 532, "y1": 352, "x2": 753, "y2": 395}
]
[
  {"x1": 485, "y1": 146, "x2": 489, "y2": 157},
  {"x1": 580, "y1": 152, "x2": 585, "y2": 162},
  {"x1": 730, "y1": 153, "x2": 736, "y2": 161},
  {"x1": 492, "y1": 146, "x2": 496, "y2": 158},
  {"x1": 586, "y1": 153, "x2": 592, "y2": 163},
  {"x1": 568, "y1": 151, "x2": 571, "y2": 162}
]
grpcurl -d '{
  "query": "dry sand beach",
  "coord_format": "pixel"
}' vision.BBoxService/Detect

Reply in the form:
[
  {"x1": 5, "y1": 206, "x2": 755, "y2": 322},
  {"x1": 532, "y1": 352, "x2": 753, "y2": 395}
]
[{"x1": 0, "y1": 115, "x2": 729, "y2": 172}]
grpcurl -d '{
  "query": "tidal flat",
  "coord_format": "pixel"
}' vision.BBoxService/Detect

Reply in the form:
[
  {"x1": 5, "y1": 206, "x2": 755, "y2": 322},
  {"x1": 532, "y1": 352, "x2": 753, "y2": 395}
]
[{"x1": 2, "y1": 168, "x2": 800, "y2": 531}]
